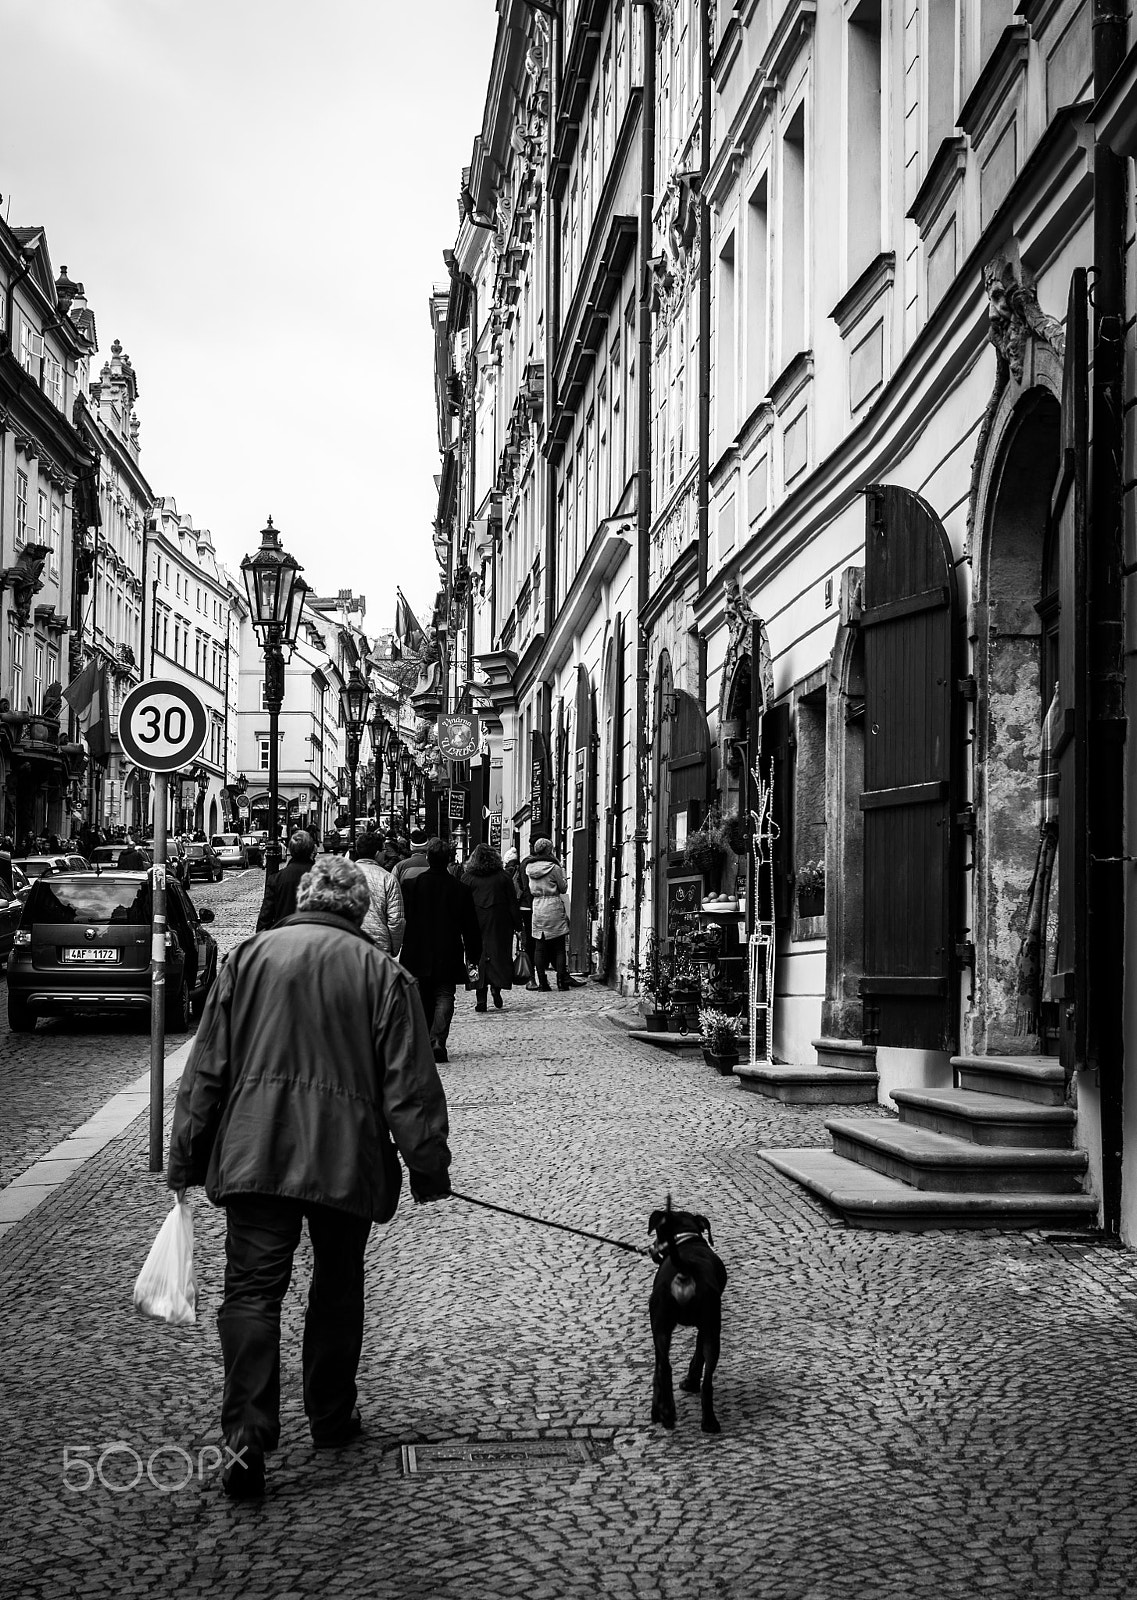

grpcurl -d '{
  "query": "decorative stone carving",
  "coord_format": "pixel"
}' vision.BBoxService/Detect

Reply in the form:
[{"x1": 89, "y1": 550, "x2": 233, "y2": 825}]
[
  {"x1": 41, "y1": 681, "x2": 63, "y2": 723},
  {"x1": 0, "y1": 544, "x2": 52, "y2": 627},
  {"x1": 723, "y1": 577, "x2": 754, "y2": 686}
]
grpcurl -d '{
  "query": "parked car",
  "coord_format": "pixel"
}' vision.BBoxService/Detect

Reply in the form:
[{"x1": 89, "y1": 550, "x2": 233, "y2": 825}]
[
  {"x1": 210, "y1": 832, "x2": 247, "y2": 870},
  {"x1": 0, "y1": 858, "x2": 29, "y2": 906},
  {"x1": 165, "y1": 836, "x2": 192, "y2": 887},
  {"x1": 0, "y1": 881, "x2": 23, "y2": 958},
  {"x1": 14, "y1": 855, "x2": 73, "y2": 879},
  {"x1": 241, "y1": 831, "x2": 267, "y2": 867},
  {"x1": 184, "y1": 841, "x2": 223, "y2": 882},
  {"x1": 6, "y1": 871, "x2": 218, "y2": 1032},
  {"x1": 89, "y1": 845, "x2": 153, "y2": 870}
]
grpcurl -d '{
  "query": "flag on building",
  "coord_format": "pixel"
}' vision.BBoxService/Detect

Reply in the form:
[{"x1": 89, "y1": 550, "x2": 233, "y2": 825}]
[
  {"x1": 63, "y1": 658, "x2": 112, "y2": 762},
  {"x1": 392, "y1": 589, "x2": 426, "y2": 661}
]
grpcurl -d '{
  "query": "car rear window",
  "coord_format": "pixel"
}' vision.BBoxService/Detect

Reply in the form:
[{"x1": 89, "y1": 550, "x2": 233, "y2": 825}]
[
  {"x1": 26, "y1": 877, "x2": 150, "y2": 925},
  {"x1": 212, "y1": 835, "x2": 239, "y2": 846},
  {"x1": 186, "y1": 845, "x2": 206, "y2": 858}
]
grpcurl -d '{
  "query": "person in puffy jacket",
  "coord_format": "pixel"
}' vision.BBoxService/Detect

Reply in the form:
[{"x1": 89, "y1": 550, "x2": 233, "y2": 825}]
[
  {"x1": 354, "y1": 831, "x2": 405, "y2": 954},
  {"x1": 167, "y1": 854, "x2": 451, "y2": 1500},
  {"x1": 525, "y1": 837, "x2": 571, "y2": 991}
]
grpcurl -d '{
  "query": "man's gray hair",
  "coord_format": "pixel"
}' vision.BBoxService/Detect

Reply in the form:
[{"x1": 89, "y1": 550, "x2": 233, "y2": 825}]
[
  {"x1": 295, "y1": 854, "x2": 369, "y2": 925},
  {"x1": 289, "y1": 828, "x2": 317, "y2": 862}
]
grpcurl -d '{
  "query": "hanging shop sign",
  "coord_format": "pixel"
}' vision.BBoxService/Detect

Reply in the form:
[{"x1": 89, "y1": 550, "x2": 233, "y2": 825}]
[
  {"x1": 530, "y1": 730, "x2": 550, "y2": 830},
  {"x1": 437, "y1": 714, "x2": 480, "y2": 761}
]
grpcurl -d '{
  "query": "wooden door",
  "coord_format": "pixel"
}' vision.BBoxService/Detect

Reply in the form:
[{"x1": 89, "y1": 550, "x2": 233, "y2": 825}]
[
  {"x1": 1053, "y1": 268, "x2": 1089, "y2": 1075},
  {"x1": 859, "y1": 485, "x2": 960, "y2": 1050},
  {"x1": 569, "y1": 666, "x2": 597, "y2": 971},
  {"x1": 667, "y1": 691, "x2": 710, "y2": 858},
  {"x1": 599, "y1": 616, "x2": 625, "y2": 980}
]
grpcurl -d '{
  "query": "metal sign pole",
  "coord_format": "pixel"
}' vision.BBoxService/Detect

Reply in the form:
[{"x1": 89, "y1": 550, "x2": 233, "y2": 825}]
[{"x1": 149, "y1": 771, "x2": 168, "y2": 1173}]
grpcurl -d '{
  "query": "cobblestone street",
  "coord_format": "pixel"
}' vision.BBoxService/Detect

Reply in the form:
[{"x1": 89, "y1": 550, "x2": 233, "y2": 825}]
[{"x1": 2, "y1": 875, "x2": 1137, "y2": 1598}]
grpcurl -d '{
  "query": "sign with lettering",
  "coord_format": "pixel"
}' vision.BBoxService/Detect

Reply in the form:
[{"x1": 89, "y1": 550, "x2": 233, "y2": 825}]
[
  {"x1": 447, "y1": 788, "x2": 466, "y2": 821},
  {"x1": 438, "y1": 714, "x2": 479, "y2": 761},
  {"x1": 530, "y1": 731, "x2": 549, "y2": 829}
]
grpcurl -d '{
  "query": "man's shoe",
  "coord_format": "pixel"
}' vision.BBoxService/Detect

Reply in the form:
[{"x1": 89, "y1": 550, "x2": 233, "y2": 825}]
[
  {"x1": 474, "y1": 1001, "x2": 487, "y2": 1013},
  {"x1": 432, "y1": 1043, "x2": 448, "y2": 1063},
  {"x1": 537, "y1": 978, "x2": 551, "y2": 992},
  {"x1": 222, "y1": 1440, "x2": 265, "y2": 1500},
  {"x1": 312, "y1": 1407, "x2": 363, "y2": 1450},
  {"x1": 492, "y1": 988, "x2": 503, "y2": 1009},
  {"x1": 525, "y1": 980, "x2": 539, "y2": 992}
]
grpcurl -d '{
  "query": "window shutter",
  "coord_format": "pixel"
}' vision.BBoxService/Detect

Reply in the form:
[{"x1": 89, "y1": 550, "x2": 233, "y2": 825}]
[{"x1": 760, "y1": 701, "x2": 793, "y2": 922}]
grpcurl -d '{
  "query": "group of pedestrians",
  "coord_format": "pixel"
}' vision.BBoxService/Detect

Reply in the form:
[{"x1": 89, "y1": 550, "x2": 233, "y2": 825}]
[{"x1": 165, "y1": 821, "x2": 586, "y2": 1502}]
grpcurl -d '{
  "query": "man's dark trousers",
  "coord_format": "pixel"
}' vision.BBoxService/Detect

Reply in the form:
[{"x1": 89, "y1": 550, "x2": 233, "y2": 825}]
[
  {"x1": 415, "y1": 980, "x2": 457, "y2": 1051},
  {"x1": 218, "y1": 1195, "x2": 371, "y2": 1449}
]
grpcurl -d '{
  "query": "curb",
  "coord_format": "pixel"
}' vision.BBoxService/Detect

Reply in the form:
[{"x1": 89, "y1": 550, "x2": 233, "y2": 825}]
[{"x1": 0, "y1": 1035, "x2": 196, "y2": 1240}]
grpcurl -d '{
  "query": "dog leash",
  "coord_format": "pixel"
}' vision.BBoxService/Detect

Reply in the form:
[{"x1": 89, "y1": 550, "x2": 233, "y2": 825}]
[{"x1": 449, "y1": 1189, "x2": 652, "y2": 1258}]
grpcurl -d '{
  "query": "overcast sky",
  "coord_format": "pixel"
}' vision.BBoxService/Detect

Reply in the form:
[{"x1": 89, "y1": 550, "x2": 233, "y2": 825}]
[{"x1": 0, "y1": 0, "x2": 497, "y2": 641}]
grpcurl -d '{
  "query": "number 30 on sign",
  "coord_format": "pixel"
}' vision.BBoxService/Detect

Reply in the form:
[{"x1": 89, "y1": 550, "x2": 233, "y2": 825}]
[{"x1": 118, "y1": 680, "x2": 209, "y2": 773}]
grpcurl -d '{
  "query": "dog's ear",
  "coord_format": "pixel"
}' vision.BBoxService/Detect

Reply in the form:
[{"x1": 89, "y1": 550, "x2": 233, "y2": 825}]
[
  {"x1": 648, "y1": 1210, "x2": 664, "y2": 1237},
  {"x1": 696, "y1": 1214, "x2": 713, "y2": 1244}
]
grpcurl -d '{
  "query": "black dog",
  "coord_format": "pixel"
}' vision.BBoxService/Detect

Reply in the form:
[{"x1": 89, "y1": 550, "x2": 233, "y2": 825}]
[{"x1": 648, "y1": 1198, "x2": 728, "y2": 1434}]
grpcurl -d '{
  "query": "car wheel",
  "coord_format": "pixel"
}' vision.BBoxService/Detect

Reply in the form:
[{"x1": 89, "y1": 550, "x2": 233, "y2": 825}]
[
  {"x1": 8, "y1": 995, "x2": 35, "y2": 1032},
  {"x1": 165, "y1": 973, "x2": 189, "y2": 1032},
  {"x1": 215, "y1": 865, "x2": 224, "y2": 882}
]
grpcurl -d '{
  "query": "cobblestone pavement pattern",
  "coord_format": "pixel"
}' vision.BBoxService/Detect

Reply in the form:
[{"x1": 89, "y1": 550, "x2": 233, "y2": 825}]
[
  {"x1": 2, "y1": 873, "x2": 1137, "y2": 1597},
  {"x1": 0, "y1": 869, "x2": 260, "y2": 1189}
]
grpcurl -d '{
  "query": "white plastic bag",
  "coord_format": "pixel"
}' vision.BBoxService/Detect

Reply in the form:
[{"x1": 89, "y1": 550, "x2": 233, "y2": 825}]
[{"x1": 133, "y1": 1195, "x2": 196, "y2": 1326}]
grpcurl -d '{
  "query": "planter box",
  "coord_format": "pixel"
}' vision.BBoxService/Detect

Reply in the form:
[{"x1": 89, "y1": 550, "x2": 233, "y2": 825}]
[
  {"x1": 703, "y1": 1048, "x2": 740, "y2": 1073},
  {"x1": 644, "y1": 1012, "x2": 669, "y2": 1032}
]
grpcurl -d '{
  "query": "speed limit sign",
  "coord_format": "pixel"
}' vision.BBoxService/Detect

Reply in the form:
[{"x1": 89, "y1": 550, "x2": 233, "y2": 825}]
[{"x1": 118, "y1": 679, "x2": 208, "y2": 773}]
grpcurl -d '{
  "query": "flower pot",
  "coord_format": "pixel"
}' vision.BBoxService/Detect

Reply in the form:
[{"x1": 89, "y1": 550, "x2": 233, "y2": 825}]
[
  {"x1": 703, "y1": 1048, "x2": 739, "y2": 1073},
  {"x1": 644, "y1": 1011, "x2": 669, "y2": 1032}
]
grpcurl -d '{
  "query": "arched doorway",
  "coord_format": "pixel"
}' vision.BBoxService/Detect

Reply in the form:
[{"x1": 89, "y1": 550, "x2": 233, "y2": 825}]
[
  {"x1": 973, "y1": 387, "x2": 1062, "y2": 1054},
  {"x1": 208, "y1": 796, "x2": 219, "y2": 837}
]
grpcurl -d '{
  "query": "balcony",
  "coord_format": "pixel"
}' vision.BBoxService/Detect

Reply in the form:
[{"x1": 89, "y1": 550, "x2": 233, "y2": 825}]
[{"x1": 0, "y1": 711, "x2": 86, "y2": 776}]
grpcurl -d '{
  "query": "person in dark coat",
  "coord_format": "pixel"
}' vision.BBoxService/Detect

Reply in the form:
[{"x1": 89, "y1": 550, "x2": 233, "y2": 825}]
[
  {"x1": 394, "y1": 828, "x2": 430, "y2": 889},
  {"x1": 255, "y1": 829, "x2": 315, "y2": 931},
  {"x1": 168, "y1": 854, "x2": 450, "y2": 1500},
  {"x1": 462, "y1": 843, "x2": 523, "y2": 1012},
  {"x1": 400, "y1": 837, "x2": 482, "y2": 1062}
]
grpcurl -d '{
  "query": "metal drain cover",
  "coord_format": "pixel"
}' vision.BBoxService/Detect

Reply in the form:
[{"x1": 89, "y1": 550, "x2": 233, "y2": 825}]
[{"x1": 400, "y1": 1438, "x2": 597, "y2": 1476}]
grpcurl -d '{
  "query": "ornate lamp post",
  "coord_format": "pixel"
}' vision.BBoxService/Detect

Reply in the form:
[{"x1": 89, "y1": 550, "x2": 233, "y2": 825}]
[
  {"x1": 339, "y1": 665, "x2": 372, "y2": 851},
  {"x1": 385, "y1": 736, "x2": 400, "y2": 834},
  {"x1": 195, "y1": 764, "x2": 209, "y2": 834},
  {"x1": 240, "y1": 518, "x2": 305, "y2": 878},
  {"x1": 399, "y1": 748, "x2": 414, "y2": 835},
  {"x1": 370, "y1": 709, "x2": 390, "y2": 828}
]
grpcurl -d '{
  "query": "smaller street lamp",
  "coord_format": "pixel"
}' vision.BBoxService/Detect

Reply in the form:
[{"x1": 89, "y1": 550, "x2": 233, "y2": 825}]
[
  {"x1": 339, "y1": 666, "x2": 372, "y2": 850},
  {"x1": 385, "y1": 732, "x2": 400, "y2": 834},
  {"x1": 195, "y1": 764, "x2": 209, "y2": 835},
  {"x1": 241, "y1": 517, "x2": 306, "y2": 876}
]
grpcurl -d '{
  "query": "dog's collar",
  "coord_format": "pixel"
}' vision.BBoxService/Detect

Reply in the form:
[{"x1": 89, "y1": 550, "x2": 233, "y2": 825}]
[{"x1": 650, "y1": 1230, "x2": 714, "y2": 1263}]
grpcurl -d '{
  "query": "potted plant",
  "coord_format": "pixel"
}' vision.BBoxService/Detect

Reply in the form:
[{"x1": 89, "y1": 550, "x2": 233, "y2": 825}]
[
  {"x1": 699, "y1": 1008, "x2": 742, "y2": 1073},
  {"x1": 721, "y1": 809, "x2": 751, "y2": 856},
  {"x1": 641, "y1": 934, "x2": 672, "y2": 1031},
  {"x1": 683, "y1": 805, "x2": 726, "y2": 886},
  {"x1": 796, "y1": 857, "x2": 826, "y2": 916}
]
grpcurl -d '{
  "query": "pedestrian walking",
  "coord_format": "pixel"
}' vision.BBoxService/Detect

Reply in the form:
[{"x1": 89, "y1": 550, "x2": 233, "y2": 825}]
[
  {"x1": 378, "y1": 832, "x2": 402, "y2": 872},
  {"x1": 255, "y1": 829, "x2": 316, "y2": 931},
  {"x1": 462, "y1": 843, "x2": 523, "y2": 1011},
  {"x1": 167, "y1": 853, "x2": 451, "y2": 1500},
  {"x1": 526, "y1": 837, "x2": 572, "y2": 991},
  {"x1": 400, "y1": 836, "x2": 482, "y2": 1062},
  {"x1": 394, "y1": 827, "x2": 430, "y2": 889},
  {"x1": 354, "y1": 831, "x2": 405, "y2": 955},
  {"x1": 504, "y1": 846, "x2": 537, "y2": 988}
]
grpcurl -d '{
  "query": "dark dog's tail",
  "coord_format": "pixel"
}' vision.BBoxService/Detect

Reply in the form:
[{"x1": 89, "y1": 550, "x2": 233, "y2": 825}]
[{"x1": 661, "y1": 1194, "x2": 697, "y2": 1306}]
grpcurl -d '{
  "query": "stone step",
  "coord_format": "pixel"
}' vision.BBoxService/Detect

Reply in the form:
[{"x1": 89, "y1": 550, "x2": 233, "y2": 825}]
[
  {"x1": 735, "y1": 1063, "x2": 879, "y2": 1105},
  {"x1": 812, "y1": 1036, "x2": 878, "y2": 1072},
  {"x1": 893, "y1": 1086, "x2": 1076, "y2": 1148},
  {"x1": 827, "y1": 1117, "x2": 1088, "y2": 1194},
  {"x1": 951, "y1": 1054, "x2": 1065, "y2": 1105},
  {"x1": 625, "y1": 1029, "x2": 702, "y2": 1050},
  {"x1": 759, "y1": 1148, "x2": 1099, "y2": 1232}
]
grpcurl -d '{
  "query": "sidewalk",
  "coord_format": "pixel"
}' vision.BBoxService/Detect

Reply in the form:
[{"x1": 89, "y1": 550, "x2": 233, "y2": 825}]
[{"x1": 2, "y1": 974, "x2": 1137, "y2": 1598}]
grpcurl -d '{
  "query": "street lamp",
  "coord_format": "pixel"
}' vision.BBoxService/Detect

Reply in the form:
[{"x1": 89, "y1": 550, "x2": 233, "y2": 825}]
[
  {"x1": 339, "y1": 665, "x2": 372, "y2": 850},
  {"x1": 241, "y1": 517, "x2": 305, "y2": 877},
  {"x1": 195, "y1": 764, "x2": 209, "y2": 834},
  {"x1": 399, "y1": 748, "x2": 414, "y2": 835},
  {"x1": 385, "y1": 735, "x2": 400, "y2": 834}
]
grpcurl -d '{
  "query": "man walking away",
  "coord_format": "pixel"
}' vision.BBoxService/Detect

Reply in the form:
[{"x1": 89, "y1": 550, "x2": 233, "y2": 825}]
[
  {"x1": 394, "y1": 827, "x2": 430, "y2": 889},
  {"x1": 400, "y1": 837, "x2": 481, "y2": 1062},
  {"x1": 256, "y1": 829, "x2": 316, "y2": 931},
  {"x1": 355, "y1": 832, "x2": 405, "y2": 955},
  {"x1": 167, "y1": 855, "x2": 451, "y2": 1500},
  {"x1": 526, "y1": 837, "x2": 572, "y2": 991}
]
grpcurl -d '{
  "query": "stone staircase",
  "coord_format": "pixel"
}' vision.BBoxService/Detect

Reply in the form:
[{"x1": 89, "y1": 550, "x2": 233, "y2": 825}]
[
  {"x1": 734, "y1": 1036, "x2": 879, "y2": 1104},
  {"x1": 759, "y1": 1053, "x2": 1099, "y2": 1231}
]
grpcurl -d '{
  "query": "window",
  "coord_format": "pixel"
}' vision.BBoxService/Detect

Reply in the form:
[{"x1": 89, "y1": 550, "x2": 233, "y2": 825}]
[
  {"x1": 9, "y1": 621, "x2": 23, "y2": 708},
  {"x1": 259, "y1": 738, "x2": 271, "y2": 771},
  {"x1": 19, "y1": 320, "x2": 42, "y2": 375},
  {"x1": 33, "y1": 642, "x2": 44, "y2": 710},
  {"x1": 716, "y1": 233, "x2": 737, "y2": 447},
  {"x1": 15, "y1": 470, "x2": 28, "y2": 546},
  {"x1": 780, "y1": 104, "x2": 807, "y2": 365},
  {"x1": 44, "y1": 351, "x2": 63, "y2": 409},
  {"x1": 927, "y1": 0, "x2": 957, "y2": 158},
  {"x1": 37, "y1": 490, "x2": 49, "y2": 547},
  {"x1": 746, "y1": 177, "x2": 769, "y2": 409},
  {"x1": 50, "y1": 503, "x2": 61, "y2": 571},
  {"x1": 846, "y1": 1, "x2": 883, "y2": 281}
]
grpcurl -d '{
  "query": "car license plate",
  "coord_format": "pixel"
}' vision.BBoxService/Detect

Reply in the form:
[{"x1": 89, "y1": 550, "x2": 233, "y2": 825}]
[{"x1": 64, "y1": 947, "x2": 121, "y2": 964}]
